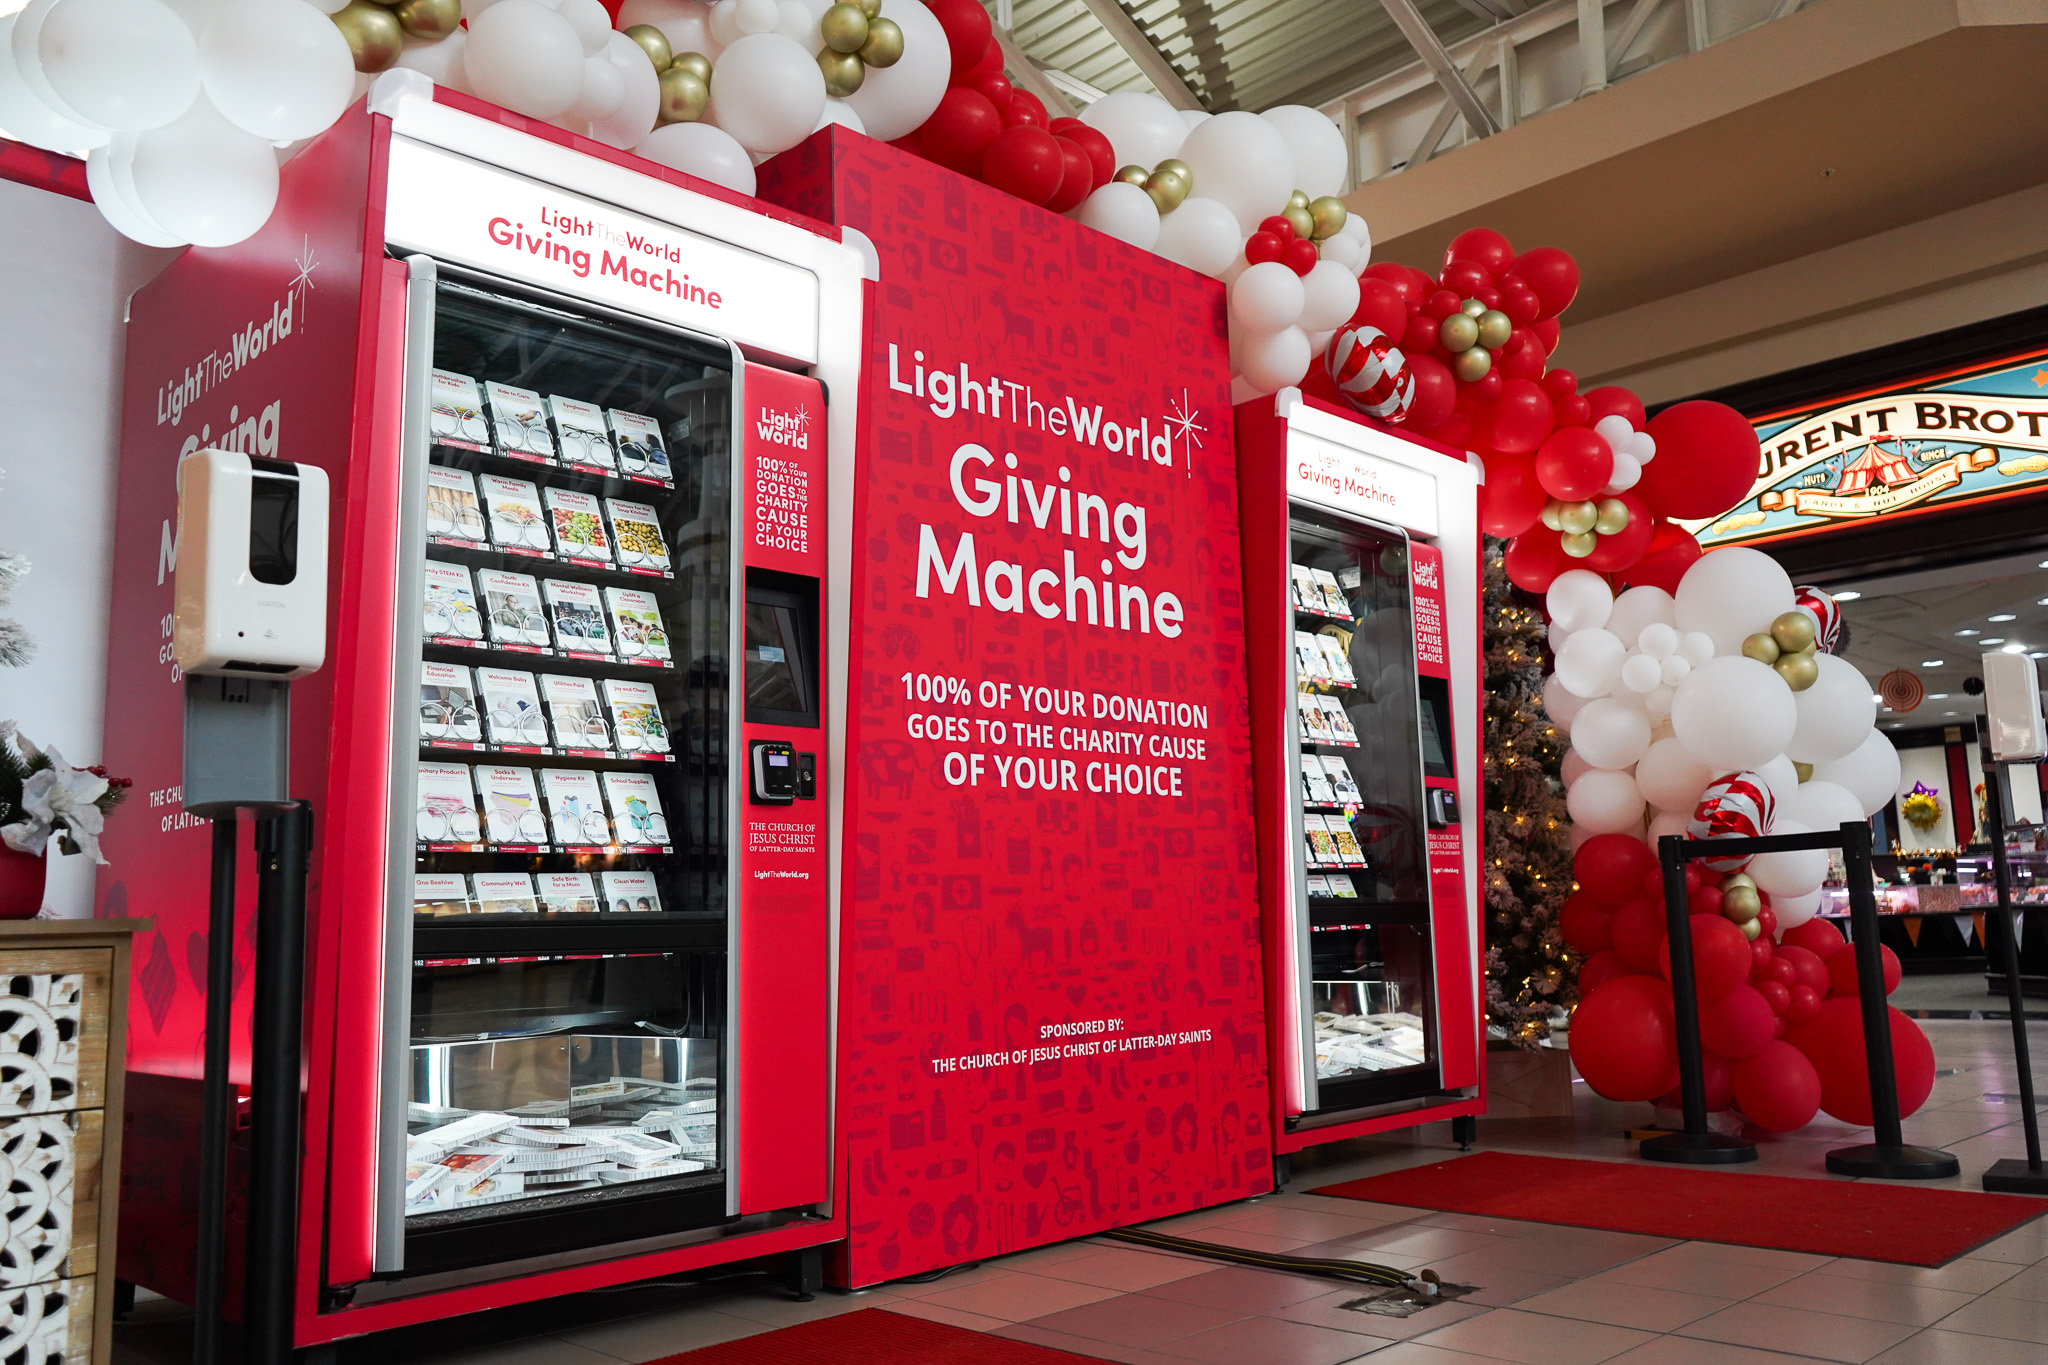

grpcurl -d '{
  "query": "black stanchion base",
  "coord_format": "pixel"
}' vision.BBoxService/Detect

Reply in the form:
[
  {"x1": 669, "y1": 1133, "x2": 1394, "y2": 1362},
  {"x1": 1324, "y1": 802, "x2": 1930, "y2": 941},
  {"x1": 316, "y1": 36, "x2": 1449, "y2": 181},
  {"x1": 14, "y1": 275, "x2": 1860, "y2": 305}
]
[
  {"x1": 1825, "y1": 1143, "x2": 1961, "y2": 1179},
  {"x1": 1982, "y1": 1158, "x2": 2048, "y2": 1195},
  {"x1": 1640, "y1": 1131, "x2": 1757, "y2": 1164}
]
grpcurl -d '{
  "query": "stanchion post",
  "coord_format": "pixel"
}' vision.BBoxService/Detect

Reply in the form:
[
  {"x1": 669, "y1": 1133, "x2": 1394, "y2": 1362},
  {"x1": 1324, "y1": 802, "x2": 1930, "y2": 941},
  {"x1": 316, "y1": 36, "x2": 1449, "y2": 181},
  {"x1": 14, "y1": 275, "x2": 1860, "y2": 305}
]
[
  {"x1": 193, "y1": 814, "x2": 238, "y2": 1365},
  {"x1": 1825, "y1": 820, "x2": 1959, "y2": 1179},
  {"x1": 1978, "y1": 763, "x2": 2048, "y2": 1192},
  {"x1": 245, "y1": 802, "x2": 312, "y2": 1363},
  {"x1": 1640, "y1": 835, "x2": 1756, "y2": 1165}
]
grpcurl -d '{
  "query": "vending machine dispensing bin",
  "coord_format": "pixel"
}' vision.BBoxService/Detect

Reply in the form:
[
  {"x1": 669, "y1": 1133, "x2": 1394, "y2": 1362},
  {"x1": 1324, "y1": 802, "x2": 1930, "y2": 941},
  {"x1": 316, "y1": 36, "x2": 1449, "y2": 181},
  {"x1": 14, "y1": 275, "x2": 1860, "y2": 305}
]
[
  {"x1": 1235, "y1": 392, "x2": 1484, "y2": 1160},
  {"x1": 98, "y1": 74, "x2": 863, "y2": 1344}
]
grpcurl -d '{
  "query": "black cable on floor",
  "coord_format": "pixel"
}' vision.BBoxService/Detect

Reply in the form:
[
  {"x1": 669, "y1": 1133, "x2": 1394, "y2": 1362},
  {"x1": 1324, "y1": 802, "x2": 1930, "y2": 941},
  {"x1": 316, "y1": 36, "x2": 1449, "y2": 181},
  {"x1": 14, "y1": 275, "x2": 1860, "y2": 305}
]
[{"x1": 1101, "y1": 1226, "x2": 1419, "y2": 1290}]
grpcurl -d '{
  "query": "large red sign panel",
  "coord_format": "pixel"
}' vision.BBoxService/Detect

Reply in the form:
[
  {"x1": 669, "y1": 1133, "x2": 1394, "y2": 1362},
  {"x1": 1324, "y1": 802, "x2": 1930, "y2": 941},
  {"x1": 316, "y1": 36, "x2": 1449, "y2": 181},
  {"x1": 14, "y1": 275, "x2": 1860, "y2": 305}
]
[{"x1": 761, "y1": 132, "x2": 1270, "y2": 1285}]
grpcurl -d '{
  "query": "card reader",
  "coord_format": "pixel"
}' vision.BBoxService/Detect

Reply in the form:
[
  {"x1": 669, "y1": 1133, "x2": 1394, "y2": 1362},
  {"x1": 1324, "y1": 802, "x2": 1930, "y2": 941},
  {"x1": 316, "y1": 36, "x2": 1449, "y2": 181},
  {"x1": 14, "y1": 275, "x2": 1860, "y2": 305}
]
[{"x1": 749, "y1": 740, "x2": 798, "y2": 804}]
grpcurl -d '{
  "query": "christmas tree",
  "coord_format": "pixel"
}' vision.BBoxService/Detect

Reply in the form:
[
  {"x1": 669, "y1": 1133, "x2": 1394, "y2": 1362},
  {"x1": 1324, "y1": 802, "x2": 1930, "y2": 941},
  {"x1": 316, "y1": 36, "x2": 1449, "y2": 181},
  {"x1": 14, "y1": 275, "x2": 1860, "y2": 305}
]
[{"x1": 1481, "y1": 537, "x2": 1575, "y2": 1046}]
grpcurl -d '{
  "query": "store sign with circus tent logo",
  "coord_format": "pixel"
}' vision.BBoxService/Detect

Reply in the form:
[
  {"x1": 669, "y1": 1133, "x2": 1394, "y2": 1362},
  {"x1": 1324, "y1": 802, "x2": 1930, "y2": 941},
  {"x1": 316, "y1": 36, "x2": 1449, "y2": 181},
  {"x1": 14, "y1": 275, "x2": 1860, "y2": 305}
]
[{"x1": 1685, "y1": 350, "x2": 2048, "y2": 547}]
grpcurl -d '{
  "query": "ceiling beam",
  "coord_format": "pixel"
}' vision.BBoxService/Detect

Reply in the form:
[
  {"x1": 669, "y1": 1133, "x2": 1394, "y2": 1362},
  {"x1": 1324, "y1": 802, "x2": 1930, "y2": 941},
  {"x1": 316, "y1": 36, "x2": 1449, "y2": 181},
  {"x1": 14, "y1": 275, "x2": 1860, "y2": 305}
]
[
  {"x1": 1074, "y1": 0, "x2": 1206, "y2": 111},
  {"x1": 1375, "y1": 0, "x2": 1502, "y2": 138}
]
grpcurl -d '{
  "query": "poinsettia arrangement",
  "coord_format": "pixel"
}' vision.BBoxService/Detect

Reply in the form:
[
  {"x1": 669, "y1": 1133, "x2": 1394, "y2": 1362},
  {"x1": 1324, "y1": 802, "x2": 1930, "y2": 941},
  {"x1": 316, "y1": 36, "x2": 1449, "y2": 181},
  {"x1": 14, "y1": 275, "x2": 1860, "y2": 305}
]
[{"x1": 0, "y1": 723, "x2": 129, "y2": 865}]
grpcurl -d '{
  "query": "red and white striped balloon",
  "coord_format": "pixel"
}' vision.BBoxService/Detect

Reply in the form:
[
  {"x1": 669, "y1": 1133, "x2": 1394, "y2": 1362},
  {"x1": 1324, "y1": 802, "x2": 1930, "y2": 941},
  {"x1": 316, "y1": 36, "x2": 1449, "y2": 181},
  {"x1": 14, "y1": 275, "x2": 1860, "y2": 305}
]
[
  {"x1": 1326, "y1": 326, "x2": 1415, "y2": 422},
  {"x1": 1690, "y1": 771, "x2": 1777, "y2": 872},
  {"x1": 1794, "y1": 585, "x2": 1843, "y2": 654}
]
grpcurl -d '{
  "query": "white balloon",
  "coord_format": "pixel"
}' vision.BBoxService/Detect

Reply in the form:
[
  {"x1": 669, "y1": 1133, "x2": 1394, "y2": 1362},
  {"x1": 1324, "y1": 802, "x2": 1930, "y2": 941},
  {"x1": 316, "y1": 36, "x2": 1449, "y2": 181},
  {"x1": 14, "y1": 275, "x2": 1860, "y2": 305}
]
[
  {"x1": 464, "y1": 0, "x2": 585, "y2": 120},
  {"x1": 1636, "y1": 736, "x2": 1714, "y2": 811},
  {"x1": 839, "y1": 0, "x2": 944, "y2": 141},
  {"x1": 85, "y1": 139, "x2": 182, "y2": 244},
  {"x1": 1318, "y1": 233, "x2": 1362, "y2": 273},
  {"x1": 1299, "y1": 259, "x2": 1360, "y2": 331},
  {"x1": 1784, "y1": 779, "x2": 1864, "y2": 836},
  {"x1": 1678, "y1": 631, "x2": 1715, "y2": 666},
  {"x1": 1235, "y1": 326, "x2": 1309, "y2": 395},
  {"x1": 1607, "y1": 586, "x2": 1675, "y2": 645},
  {"x1": 125, "y1": 93, "x2": 277, "y2": 246},
  {"x1": 1811, "y1": 731, "x2": 1902, "y2": 817},
  {"x1": 1636, "y1": 622, "x2": 1678, "y2": 659},
  {"x1": 1673, "y1": 547, "x2": 1797, "y2": 656},
  {"x1": 1629, "y1": 431, "x2": 1657, "y2": 464},
  {"x1": 0, "y1": 14, "x2": 107, "y2": 151},
  {"x1": 1229, "y1": 261, "x2": 1304, "y2": 332},
  {"x1": 1749, "y1": 820, "x2": 1826, "y2": 897},
  {"x1": 815, "y1": 96, "x2": 863, "y2": 134},
  {"x1": 1568, "y1": 769, "x2": 1646, "y2": 835},
  {"x1": 587, "y1": 31, "x2": 659, "y2": 149},
  {"x1": 1569, "y1": 823, "x2": 1598, "y2": 854},
  {"x1": 1178, "y1": 107, "x2": 1209, "y2": 130},
  {"x1": 460, "y1": 0, "x2": 504, "y2": 18},
  {"x1": 1755, "y1": 754, "x2": 1801, "y2": 812},
  {"x1": 1643, "y1": 683, "x2": 1676, "y2": 718},
  {"x1": 634, "y1": 119, "x2": 755, "y2": 193},
  {"x1": 1594, "y1": 414, "x2": 1634, "y2": 451},
  {"x1": 1573, "y1": 699, "x2": 1651, "y2": 771},
  {"x1": 1555, "y1": 628, "x2": 1625, "y2": 699},
  {"x1": 1339, "y1": 211, "x2": 1371, "y2": 272},
  {"x1": 1620, "y1": 653, "x2": 1661, "y2": 694},
  {"x1": 1151, "y1": 195, "x2": 1242, "y2": 277},
  {"x1": 706, "y1": 31, "x2": 824, "y2": 154},
  {"x1": 1074, "y1": 182, "x2": 1159, "y2": 250},
  {"x1": 31, "y1": 0, "x2": 200, "y2": 131},
  {"x1": 1078, "y1": 90, "x2": 1185, "y2": 172},
  {"x1": 1561, "y1": 747, "x2": 1590, "y2": 789},
  {"x1": 1543, "y1": 672, "x2": 1589, "y2": 728},
  {"x1": 708, "y1": 0, "x2": 744, "y2": 44},
  {"x1": 1546, "y1": 569, "x2": 1612, "y2": 633},
  {"x1": 1660, "y1": 655, "x2": 1691, "y2": 686},
  {"x1": 619, "y1": 0, "x2": 719, "y2": 61},
  {"x1": 1603, "y1": 452, "x2": 1641, "y2": 493},
  {"x1": 1174, "y1": 109, "x2": 1294, "y2": 233},
  {"x1": 1258, "y1": 104, "x2": 1346, "y2": 199},
  {"x1": 556, "y1": 0, "x2": 615, "y2": 55},
  {"x1": 733, "y1": 0, "x2": 779, "y2": 34},
  {"x1": 199, "y1": 0, "x2": 354, "y2": 142},
  {"x1": 397, "y1": 31, "x2": 472, "y2": 94},
  {"x1": 569, "y1": 54, "x2": 624, "y2": 121},
  {"x1": 1786, "y1": 653, "x2": 1876, "y2": 763},
  {"x1": 777, "y1": 0, "x2": 818, "y2": 44},
  {"x1": 1669, "y1": 655, "x2": 1797, "y2": 770},
  {"x1": 1648, "y1": 807, "x2": 1691, "y2": 845},
  {"x1": 1771, "y1": 887, "x2": 1824, "y2": 932}
]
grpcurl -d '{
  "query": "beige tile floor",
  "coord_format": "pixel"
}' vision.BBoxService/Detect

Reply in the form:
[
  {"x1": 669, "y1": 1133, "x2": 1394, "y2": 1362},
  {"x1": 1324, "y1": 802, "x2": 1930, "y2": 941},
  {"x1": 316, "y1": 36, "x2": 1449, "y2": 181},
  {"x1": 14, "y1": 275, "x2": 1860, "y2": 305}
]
[{"x1": 114, "y1": 1018, "x2": 2048, "y2": 1365}]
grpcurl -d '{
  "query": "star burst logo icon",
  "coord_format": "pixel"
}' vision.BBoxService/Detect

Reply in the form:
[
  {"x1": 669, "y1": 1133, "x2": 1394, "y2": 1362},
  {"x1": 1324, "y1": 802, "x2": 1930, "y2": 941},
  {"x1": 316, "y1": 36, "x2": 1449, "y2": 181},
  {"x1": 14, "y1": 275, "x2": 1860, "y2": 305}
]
[
  {"x1": 1162, "y1": 389, "x2": 1207, "y2": 478},
  {"x1": 289, "y1": 236, "x2": 318, "y2": 320}
]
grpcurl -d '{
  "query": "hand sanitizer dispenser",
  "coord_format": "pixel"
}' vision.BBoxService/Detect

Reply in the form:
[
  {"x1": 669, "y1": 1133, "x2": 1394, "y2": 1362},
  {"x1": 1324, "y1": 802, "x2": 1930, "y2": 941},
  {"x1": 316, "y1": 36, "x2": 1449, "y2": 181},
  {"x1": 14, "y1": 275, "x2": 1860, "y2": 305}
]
[{"x1": 173, "y1": 449, "x2": 330, "y2": 679}]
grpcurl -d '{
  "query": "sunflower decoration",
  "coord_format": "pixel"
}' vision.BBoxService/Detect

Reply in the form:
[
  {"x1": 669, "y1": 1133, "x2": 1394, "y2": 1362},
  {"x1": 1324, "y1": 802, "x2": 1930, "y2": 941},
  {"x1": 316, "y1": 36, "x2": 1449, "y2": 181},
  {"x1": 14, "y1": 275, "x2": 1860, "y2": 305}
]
[{"x1": 1901, "y1": 781, "x2": 1942, "y2": 832}]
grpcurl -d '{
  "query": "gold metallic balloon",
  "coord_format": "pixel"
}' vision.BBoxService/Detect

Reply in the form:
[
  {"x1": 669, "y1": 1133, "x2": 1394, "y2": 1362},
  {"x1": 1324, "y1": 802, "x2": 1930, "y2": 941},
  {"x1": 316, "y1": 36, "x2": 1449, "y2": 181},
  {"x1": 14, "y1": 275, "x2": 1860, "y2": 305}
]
[
  {"x1": 1438, "y1": 313, "x2": 1479, "y2": 352},
  {"x1": 1288, "y1": 189, "x2": 1309, "y2": 211},
  {"x1": 861, "y1": 0, "x2": 882, "y2": 14},
  {"x1": 331, "y1": 0, "x2": 403, "y2": 73},
  {"x1": 657, "y1": 66, "x2": 710, "y2": 124},
  {"x1": 1152, "y1": 158, "x2": 1191, "y2": 190},
  {"x1": 1282, "y1": 205, "x2": 1314, "y2": 241},
  {"x1": 1460, "y1": 297, "x2": 1486, "y2": 317},
  {"x1": 392, "y1": 0, "x2": 459, "y2": 39},
  {"x1": 1308, "y1": 195, "x2": 1346, "y2": 240},
  {"x1": 860, "y1": 16, "x2": 903, "y2": 67},
  {"x1": 1738, "y1": 917, "x2": 1763, "y2": 942},
  {"x1": 1722, "y1": 872, "x2": 1757, "y2": 893},
  {"x1": 1723, "y1": 884, "x2": 1762, "y2": 921},
  {"x1": 623, "y1": 23, "x2": 673, "y2": 71},
  {"x1": 1741, "y1": 632, "x2": 1781, "y2": 665},
  {"x1": 672, "y1": 51, "x2": 713, "y2": 83},
  {"x1": 1143, "y1": 166, "x2": 1189, "y2": 214},
  {"x1": 1539, "y1": 499, "x2": 1564, "y2": 532},
  {"x1": 1770, "y1": 609, "x2": 1817, "y2": 654},
  {"x1": 1557, "y1": 500, "x2": 1598, "y2": 536},
  {"x1": 1793, "y1": 761, "x2": 1814, "y2": 783},
  {"x1": 1114, "y1": 164, "x2": 1149, "y2": 187},
  {"x1": 1774, "y1": 651, "x2": 1820, "y2": 691},
  {"x1": 1560, "y1": 530, "x2": 1596, "y2": 559},
  {"x1": 820, "y1": 2, "x2": 870, "y2": 53},
  {"x1": 1476, "y1": 308, "x2": 1513, "y2": 351},
  {"x1": 1594, "y1": 497, "x2": 1630, "y2": 536},
  {"x1": 1452, "y1": 346, "x2": 1493, "y2": 383},
  {"x1": 818, "y1": 47, "x2": 865, "y2": 97}
]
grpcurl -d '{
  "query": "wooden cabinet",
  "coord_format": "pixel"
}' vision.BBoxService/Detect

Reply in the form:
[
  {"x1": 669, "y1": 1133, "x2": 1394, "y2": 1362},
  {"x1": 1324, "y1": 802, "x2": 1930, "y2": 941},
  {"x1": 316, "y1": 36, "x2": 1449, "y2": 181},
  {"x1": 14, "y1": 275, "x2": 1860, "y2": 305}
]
[{"x1": 0, "y1": 921, "x2": 143, "y2": 1365}]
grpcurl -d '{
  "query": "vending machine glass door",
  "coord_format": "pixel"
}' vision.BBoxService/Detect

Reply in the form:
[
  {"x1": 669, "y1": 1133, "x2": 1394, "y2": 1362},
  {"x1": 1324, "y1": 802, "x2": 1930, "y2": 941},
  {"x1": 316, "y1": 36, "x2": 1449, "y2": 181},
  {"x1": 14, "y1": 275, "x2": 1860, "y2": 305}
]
[{"x1": 1287, "y1": 512, "x2": 1441, "y2": 1115}]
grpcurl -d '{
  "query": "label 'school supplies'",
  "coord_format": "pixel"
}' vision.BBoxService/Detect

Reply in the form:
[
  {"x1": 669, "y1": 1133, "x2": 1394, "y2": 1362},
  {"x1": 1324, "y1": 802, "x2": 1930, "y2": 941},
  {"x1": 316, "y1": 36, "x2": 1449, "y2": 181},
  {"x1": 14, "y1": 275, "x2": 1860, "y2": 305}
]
[{"x1": 601, "y1": 771, "x2": 668, "y2": 848}]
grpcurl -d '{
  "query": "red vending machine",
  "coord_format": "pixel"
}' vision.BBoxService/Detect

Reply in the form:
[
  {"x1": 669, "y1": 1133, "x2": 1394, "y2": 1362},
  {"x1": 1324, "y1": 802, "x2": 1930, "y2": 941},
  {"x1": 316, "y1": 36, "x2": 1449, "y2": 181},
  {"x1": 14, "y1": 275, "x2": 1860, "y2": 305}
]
[
  {"x1": 1235, "y1": 392, "x2": 1485, "y2": 1165},
  {"x1": 97, "y1": 75, "x2": 863, "y2": 1342}
]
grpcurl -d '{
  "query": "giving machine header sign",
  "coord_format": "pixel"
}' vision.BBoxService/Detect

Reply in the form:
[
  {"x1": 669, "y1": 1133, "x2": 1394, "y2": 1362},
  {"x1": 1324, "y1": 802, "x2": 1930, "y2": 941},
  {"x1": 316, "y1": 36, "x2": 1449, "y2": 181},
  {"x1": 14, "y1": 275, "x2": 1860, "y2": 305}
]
[{"x1": 772, "y1": 136, "x2": 1270, "y2": 1284}]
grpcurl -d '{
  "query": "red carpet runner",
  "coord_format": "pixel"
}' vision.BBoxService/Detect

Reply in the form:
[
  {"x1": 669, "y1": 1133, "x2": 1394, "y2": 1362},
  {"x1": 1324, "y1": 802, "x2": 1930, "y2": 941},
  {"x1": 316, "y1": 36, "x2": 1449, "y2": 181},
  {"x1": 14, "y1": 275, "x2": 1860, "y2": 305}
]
[
  {"x1": 639, "y1": 1308, "x2": 1115, "y2": 1364},
  {"x1": 1312, "y1": 1151, "x2": 2046, "y2": 1266}
]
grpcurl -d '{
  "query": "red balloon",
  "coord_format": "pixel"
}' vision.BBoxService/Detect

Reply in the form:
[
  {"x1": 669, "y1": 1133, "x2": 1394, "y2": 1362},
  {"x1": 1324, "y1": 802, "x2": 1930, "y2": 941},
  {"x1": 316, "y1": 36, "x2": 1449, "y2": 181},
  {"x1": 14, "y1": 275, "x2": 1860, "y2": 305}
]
[
  {"x1": 1570, "y1": 976, "x2": 1681, "y2": 1102},
  {"x1": 1765, "y1": 957, "x2": 1796, "y2": 987},
  {"x1": 1576, "y1": 833, "x2": 1659, "y2": 906},
  {"x1": 1500, "y1": 278, "x2": 1542, "y2": 326},
  {"x1": 1560, "y1": 891, "x2": 1616, "y2": 954},
  {"x1": 1749, "y1": 935, "x2": 1774, "y2": 980},
  {"x1": 1477, "y1": 286, "x2": 1502, "y2": 310},
  {"x1": 927, "y1": 0, "x2": 993, "y2": 79},
  {"x1": 1402, "y1": 353, "x2": 1456, "y2": 432},
  {"x1": 1660, "y1": 914, "x2": 1753, "y2": 1003},
  {"x1": 1425, "y1": 289, "x2": 1462, "y2": 320},
  {"x1": 1497, "y1": 331, "x2": 1546, "y2": 382},
  {"x1": 1701, "y1": 984, "x2": 1776, "y2": 1060},
  {"x1": 1479, "y1": 453, "x2": 1548, "y2": 538},
  {"x1": 1484, "y1": 378, "x2": 1555, "y2": 455},
  {"x1": 1245, "y1": 232, "x2": 1284, "y2": 265},
  {"x1": 1543, "y1": 368, "x2": 1578, "y2": 398},
  {"x1": 970, "y1": 37, "x2": 1004, "y2": 79},
  {"x1": 1734, "y1": 1041, "x2": 1822, "y2": 1131},
  {"x1": 1828, "y1": 944, "x2": 1902, "y2": 999},
  {"x1": 1578, "y1": 949, "x2": 1635, "y2": 995},
  {"x1": 1636, "y1": 401, "x2": 1763, "y2": 521},
  {"x1": 1781, "y1": 916, "x2": 1845, "y2": 958},
  {"x1": 1775, "y1": 945, "x2": 1831, "y2": 997},
  {"x1": 1691, "y1": 884, "x2": 1725, "y2": 919},
  {"x1": 1757, "y1": 978, "x2": 1791, "y2": 1016},
  {"x1": 1350, "y1": 278, "x2": 1409, "y2": 341},
  {"x1": 1754, "y1": 906, "x2": 1778, "y2": 943},
  {"x1": 1439, "y1": 260, "x2": 1491, "y2": 297},
  {"x1": 1402, "y1": 312, "x2": 1439, "y2": 354},
  {"x1": 1787, "y1": 999, "x2": 1936, "y2": 1125},
  {"x1": 1508, "y1": 245, "x2": 1581, "y2": 318},
  {"x1": 1584, "y1": 386, "x2": 1646, "y2": 429},
  {"x1": 1044, "y1": 137, "x2": 1094, "y2": 212},
  {"x1": 1503, "y1": 526, "x2": 1572, "y2": 593},
  {"x1": 970, "y1": 71, "x2": 1012, "y2": 108},
  {"x1": 1621, "y1": 520, "x2": 1701, "y2": 594},
  {"x1": 1787, "y1": 983, "x2": 1823, "y2": 1024},
  {"x1": 1362, "y1": 262, "x2": 1427, "y2": 308},
  {"x1": 1258, "y1": 214, "x2": 1296, "y2": 242},
  {"x1": 1004, "y1": 91, "x2": 1048, "y2": 130},
  {"x1": 1282, "y1": 239, "x2": 1319, "y2": 276},
  {"x1": 1048, "y1": 119, "x2": 1114, "y2": 188},
  {"x1": 1530, "y1": 317, "x2": 1561, "y2": 354},
  {"x1": 1703, "y1": 1051, "x2": 1737, "y2": 1110},
  {"x1": 1610, "y1": 897, "x2": 1669, "y2": 974},
  {"x1": 1444, "y1": 226, "x2": 1514, "y2": 276},
  {"x1": 1640, "y1": 869, "x2": 1665, "y2": 902},
  {"x1": 1534, "y1": 426, "x2": 1613, "y2": 501},
  {"x1": 980, "y1": 126, "x2": 1064, "y2": 204},
  {"x1": 920, "y1": 88, "x2": 1003, "y2": 176},
  {"x1": 1465, "y1": 370, "x2": 1503, "y2": 404},
  {"x1": 1582, "y1": 491, "x2": 1655, "y2": 573},
  {"x1": 1553, "y1": 394, "x2": 1591, "y2": 429}
]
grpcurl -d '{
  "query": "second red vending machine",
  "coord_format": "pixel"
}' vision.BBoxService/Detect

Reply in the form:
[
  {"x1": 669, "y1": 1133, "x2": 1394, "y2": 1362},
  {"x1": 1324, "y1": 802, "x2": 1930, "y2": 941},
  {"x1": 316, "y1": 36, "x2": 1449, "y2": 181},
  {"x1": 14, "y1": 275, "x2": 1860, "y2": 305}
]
[{"x1": 1236, "y1": 392, "x2": 1485, "y2": 1166}]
